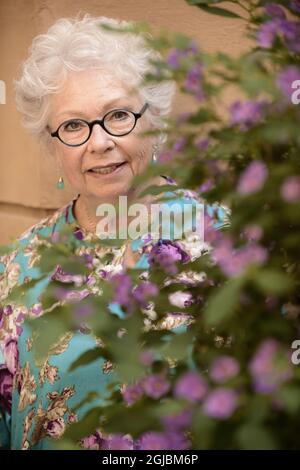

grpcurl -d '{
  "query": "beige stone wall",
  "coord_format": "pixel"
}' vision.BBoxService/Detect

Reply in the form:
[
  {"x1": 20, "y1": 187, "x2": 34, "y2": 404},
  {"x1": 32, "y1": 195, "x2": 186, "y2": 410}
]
[{"x1": 0, "y1": 0, "x2": 251, "y2": 246}]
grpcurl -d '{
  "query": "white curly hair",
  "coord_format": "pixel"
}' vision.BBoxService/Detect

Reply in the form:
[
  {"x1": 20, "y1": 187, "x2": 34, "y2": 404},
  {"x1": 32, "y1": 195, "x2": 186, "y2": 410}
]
[{"x1": 13, "y1": 13, "x2": 176, "y2": 154}]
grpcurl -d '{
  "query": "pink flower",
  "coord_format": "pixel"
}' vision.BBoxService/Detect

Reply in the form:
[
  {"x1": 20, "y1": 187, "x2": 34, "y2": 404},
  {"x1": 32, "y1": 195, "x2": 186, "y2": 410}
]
[
  {"x1": 210, "y1": 356, "x2": 240, "y2": 383},
  {"x1": 202, "y1": 388, "x2": 238, "y2": 419},
  {"x1": 143, "y1": 374, "x2": 171, "y2": 399},
  {"x1": 174, "y1": 371, "x2": 208, "y2": 402},
  {"x1": 280, "y1": 176, "x2": 300, "y2": 202},
  {"x1": 237, "y1": 161, "x2": 268, "y2": 195},
  {"x1": 249, "y1": 339, "x2": 293, "y2": 394},
  {"x1": 242, "y1": 224, "x2": 263, "y2": 242}
]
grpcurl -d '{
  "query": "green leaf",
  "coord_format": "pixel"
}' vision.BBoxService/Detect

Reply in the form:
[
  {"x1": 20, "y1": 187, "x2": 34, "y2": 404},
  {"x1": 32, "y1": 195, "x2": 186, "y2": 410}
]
[
  {"x1": 203, "y1": 277, "x2": 244, "y2": 326},
  {"x1": 194, "y1": 4, "x2": 243, "y2": 19},
  {"x1": 63, "y1": 407, "x2": 103, "y2": 441},
  {"x1": 254, "y1": 269, "x2": 293, "y2": 295},
  {"x1": 237, "y1": 424, "x2": 278, "y2": 450},
  {"x1": 69, "y1": 347, "x2": 108, "y2": 372}
]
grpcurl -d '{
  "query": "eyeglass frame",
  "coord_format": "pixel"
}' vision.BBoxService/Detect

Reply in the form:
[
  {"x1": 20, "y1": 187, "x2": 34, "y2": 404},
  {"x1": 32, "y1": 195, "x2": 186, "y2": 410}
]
[{"x1": 49, "y1": 102, "x2": 149, "y2": 147}]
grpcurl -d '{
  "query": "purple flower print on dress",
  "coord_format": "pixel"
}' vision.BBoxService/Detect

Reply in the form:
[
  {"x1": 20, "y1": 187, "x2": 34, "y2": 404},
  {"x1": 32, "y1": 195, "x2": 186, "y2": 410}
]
[
  {"x1": 111, "y1": 273, "x2": 133, "y2": 310},
  {"x1": 277, "y1": 66, "x2": 300, "y2": 100},
  {"x1": 142, "y1": 374, "x2": 171, "y2": 399},
  {"x1": 174, "y1": 371, "x2": 208, "y2": 403},
  {"x1": 210, "y1": 356, "x2": 240, "y2": 383},
  {"x1": 249, "y1": 339, "x2": 293, "y2": 394},
  {"x1": 168, "y1": 290, "x2": 193, "y2": 308},
  {"x1": 0, "y1": 365, "x2": 13, "y2": 414},
  {"x1": 132, "y1": 281, "x2": 158, "y2": 309},
  {"x1": 237, "y1": 161, "x2": 268, "y2": 195},
  {"x1": 44, "y1": 417, "x2": 66, "y2": 439},
  {"x1": 202, "y1": 388, "x2": 238, "y2": 420},
  {"x1": 148, "y1": 240, "x2": 190, "y2": 275},
  {"x1": 230, "y1": 100, "x2": 265, "y2": 131},
  {"x1": 3, "y1": 337, "x2": 19, "y2": 375},
  {"x1": 280, "y1": 176, "x2": 300, "y2": 202}
]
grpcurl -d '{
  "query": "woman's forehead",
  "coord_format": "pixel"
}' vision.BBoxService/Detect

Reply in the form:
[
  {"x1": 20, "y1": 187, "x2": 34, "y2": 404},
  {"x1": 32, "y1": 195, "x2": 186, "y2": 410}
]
[{"x1": 50, "y1": 69, "x2": 139, "y2": 120}]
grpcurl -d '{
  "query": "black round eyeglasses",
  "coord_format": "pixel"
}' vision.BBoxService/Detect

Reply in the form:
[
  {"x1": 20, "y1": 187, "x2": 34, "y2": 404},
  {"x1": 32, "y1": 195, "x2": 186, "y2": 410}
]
[{"x1": 49, "y1": 102, "x2": 149, "y2": 147}]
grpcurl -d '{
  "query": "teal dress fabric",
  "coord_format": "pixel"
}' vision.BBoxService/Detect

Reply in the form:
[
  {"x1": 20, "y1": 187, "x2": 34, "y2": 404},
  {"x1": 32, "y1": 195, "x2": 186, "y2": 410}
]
[{"x1": 0, "y1": 182, "x2": 229, "y2": 450}]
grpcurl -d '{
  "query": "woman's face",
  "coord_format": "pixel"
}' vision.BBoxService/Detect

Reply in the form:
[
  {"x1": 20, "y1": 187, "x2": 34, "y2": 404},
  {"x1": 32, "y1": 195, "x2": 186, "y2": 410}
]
[{"x1": 48, "y1": 68, "x2": 156, "y2": 203}]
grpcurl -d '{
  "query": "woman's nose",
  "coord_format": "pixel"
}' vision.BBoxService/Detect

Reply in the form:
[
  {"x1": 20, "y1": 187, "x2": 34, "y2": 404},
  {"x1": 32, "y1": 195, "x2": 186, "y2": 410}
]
[{"x1": 87, "y1": 122, "x2": 115, "y2": 152}]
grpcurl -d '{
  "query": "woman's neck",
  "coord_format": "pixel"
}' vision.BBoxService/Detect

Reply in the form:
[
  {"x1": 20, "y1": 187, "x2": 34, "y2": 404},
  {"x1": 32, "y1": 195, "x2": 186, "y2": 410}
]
[{"x1": 74, "y1": 175, "x2": 166, "y2": 237}]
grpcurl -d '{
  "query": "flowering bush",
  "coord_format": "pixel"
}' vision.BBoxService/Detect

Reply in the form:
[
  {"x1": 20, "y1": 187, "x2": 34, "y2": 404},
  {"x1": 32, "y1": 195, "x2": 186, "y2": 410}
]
[{"x1": 3, "y1": 0, "x2": 300, "y2": 450}]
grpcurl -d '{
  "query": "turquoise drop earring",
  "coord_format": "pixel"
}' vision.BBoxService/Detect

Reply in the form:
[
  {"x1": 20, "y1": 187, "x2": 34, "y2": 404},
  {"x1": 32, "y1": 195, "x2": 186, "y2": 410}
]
[{"x1": 56, "y1": 176, "x2": 64, "y2": 190}]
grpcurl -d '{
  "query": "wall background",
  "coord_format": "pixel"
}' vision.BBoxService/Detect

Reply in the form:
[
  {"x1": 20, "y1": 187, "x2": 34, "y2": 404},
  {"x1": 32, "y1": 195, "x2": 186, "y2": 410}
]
[{"x1": 0, "y1": 0, "x2": 251, "y2": 246}]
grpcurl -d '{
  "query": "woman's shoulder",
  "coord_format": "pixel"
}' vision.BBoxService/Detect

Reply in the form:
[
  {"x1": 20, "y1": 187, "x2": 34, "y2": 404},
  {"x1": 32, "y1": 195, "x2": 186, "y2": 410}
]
[{"x1": 0, "y1": 199, "x2": 75, "y2": 295}]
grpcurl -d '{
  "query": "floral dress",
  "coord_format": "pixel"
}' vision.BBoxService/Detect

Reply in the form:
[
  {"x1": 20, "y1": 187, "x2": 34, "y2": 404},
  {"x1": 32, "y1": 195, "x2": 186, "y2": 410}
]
[{"x1": 0, "y1": 179, "x2": 229, "y2": 450}]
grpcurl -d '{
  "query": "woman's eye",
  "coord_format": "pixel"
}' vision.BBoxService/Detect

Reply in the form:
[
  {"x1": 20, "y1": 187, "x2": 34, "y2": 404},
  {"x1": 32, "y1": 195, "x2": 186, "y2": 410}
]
[
  {"x1": 112, "y1": 111, "x2": 129, "y2": 120},
  {"x1": 64, "y1": 121, "x2": 82, "y2": 131}
]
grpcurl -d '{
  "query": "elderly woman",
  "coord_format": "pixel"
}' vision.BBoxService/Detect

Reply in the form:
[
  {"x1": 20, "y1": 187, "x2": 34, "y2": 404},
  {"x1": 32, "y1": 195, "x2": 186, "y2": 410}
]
[{"x1": 0, "y1": 14, "x2": 228, "y2": 450}]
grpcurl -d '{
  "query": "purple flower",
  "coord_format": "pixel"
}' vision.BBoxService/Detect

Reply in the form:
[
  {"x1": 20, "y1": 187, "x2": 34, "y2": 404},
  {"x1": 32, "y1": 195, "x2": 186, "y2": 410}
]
[
  {"x1": 257, "y1": 20, "x2": 279, "y2": 48},
  {"x1": 138, "y1": 432, "x2": 170, "y2": 450},
  {"x1": 174, "y1": 371, "x2": 208, "y2": 403},
  {"x1": 3, "y1": 338, "x2": 19, "y2": 375},
  {"x1": 80, "y1": 431, "x2": 104, "y2": 450},
  {"x1": 111, "y1": 273, "x2": 133, "y2": 309},
  {"x1": 210, "y1": 356, "x2": 240, "y2": 383},
  {"x1": 164, "y1": 431, "x2": 191, "y2": 450},
  {"x1": 143, "y1": 374, "x2": 171, "y2": 399},
  {"x1": 166, "y1": 41, "x2": 199, "y2": 70},
  {"x1": 139, "y1": 349, "x2": 155, "y2": 366},
  {"x1": 202, "y1": 388, "x2": 238, "y2": 420},
  {"x1": 280, "y1": 176, "x2": 300, "y2": 202},
  {"x1": 230, "y1": 100, "x2": 265, "y2": 131},
  {"x1": 199, "y1": 179, "x2": 214, "y2": 193},
  {"x1": 195, "y1": 137, "x2": 211, "y2": 151},
  {"x1": 172, "y1": 136, "x2": 187, "y2": 153},
  {"x1": 265, "y1": 4, "x2": 286, "y2": 19},
  {"x1": 237, "y1": 161, "x2": 268, "y2": 195},
  {"x1": 161, "y1": 409, "x2": 193, "y2": 430},
  {"x1": 257, "y1": 18, "x2": 300, "y2": 52},
  {"x1": 122, "y1": 382, "x2": 144, "y2": 406},
  {"x1": 277, "y1": 66, "x2": 300, "y2": 100},
  {"x1": 249, "y1": 339, "x2": 293, "y2": 394},
  {"x1": 243, "y1": 224, "x2": 263, "y2": 242},
  {"x1": 148, "y1": 240, "x2": 190, "y2": 275},
  {"x1": 0, "y1": 365, "x2": 13, "y2": 414},
  {"x1": 184, "y1": 63, "x2": 205, "y2": 102},
  {"x1": 103, "y1": 434, "x2": 134, "y2": 450},
  {"x1": 132, "y1": 281, "x2": 158, "y2": 309},
  {"x1": 73, "y1": 227, "x2": 84, "y2": 240},
  {"x1": 290, "y1": 0, "x2": 300, "y2": 14},
  {"x1": 44, "y1": 417, "x2": 65, "y2": 439},
  {"x1": 213, "y1": 236, "x2": 267, "y2": 278}
]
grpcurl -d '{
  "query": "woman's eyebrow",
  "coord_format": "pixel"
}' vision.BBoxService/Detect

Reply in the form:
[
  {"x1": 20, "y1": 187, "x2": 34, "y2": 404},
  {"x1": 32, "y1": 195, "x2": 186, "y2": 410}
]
[{"x1": 56, "y1": 95, "x2": 131, "y2": 119}]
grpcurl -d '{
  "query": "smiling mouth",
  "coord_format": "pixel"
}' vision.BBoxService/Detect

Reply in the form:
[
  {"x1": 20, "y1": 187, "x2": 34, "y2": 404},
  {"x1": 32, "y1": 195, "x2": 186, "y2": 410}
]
[{"x1": 87, "y1": 162, "x2": 127, "y2": 175}]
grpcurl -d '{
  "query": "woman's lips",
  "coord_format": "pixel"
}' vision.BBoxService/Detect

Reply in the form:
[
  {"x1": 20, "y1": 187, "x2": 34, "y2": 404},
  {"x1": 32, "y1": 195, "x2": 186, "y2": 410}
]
[{"x1": 87, "y1": 161, "x2": 128, "y2": 177}]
